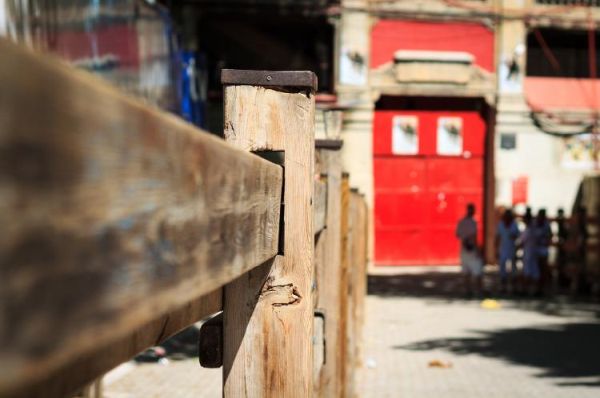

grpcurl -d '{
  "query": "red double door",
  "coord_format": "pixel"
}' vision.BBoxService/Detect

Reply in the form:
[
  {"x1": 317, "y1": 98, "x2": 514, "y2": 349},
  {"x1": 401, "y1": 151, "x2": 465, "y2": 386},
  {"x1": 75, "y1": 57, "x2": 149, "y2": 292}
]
[{"x1": 373, "y1": 108, "x2": 486, "y2": 265}]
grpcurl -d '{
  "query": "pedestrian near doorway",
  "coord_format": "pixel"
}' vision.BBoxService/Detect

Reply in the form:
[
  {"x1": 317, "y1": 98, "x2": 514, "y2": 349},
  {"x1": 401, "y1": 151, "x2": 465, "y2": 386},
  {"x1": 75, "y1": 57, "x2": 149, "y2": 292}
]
[
  {"x1": 555, "y1": 208, "x2": 569, "y2": 289},
  {"x1": 570, "y1": 206, "x2": 590, "y2": 295},
  {"x1": 456, "y1": 203, "x2": 483, "y2": 297},
  {"x1": 496, "y1": 208, "x2": 520, "y2": 293},
  {"x1": 534, "y1": 209, "x2": 552, "y2": 294},
  {"x1": 520, "y1": 211, "x2": 540, "y2": 295}
]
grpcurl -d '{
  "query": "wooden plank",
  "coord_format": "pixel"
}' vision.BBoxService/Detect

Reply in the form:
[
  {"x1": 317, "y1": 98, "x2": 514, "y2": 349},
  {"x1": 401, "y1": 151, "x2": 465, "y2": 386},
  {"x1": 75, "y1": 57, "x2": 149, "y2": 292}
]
[
  {"x1": 16, "y1": 290, "x2": 222, "y2": 398},
  {"x1": 339, "y1": 173, "x2": 351, "y2": 398},
  {"x1": 313, "y1": 178, "x2": 327, "y2": 235},
  {"x1": 313, "y1": 311, "x2": 326, "y2": 386},
  {"x1": 344, "y1": 189, "x2": 358, "y2": 398},
  {"x1": 222, "y1": 74, "x2": 316, "y2": 397},
  {"x1": 313, "y1": 137, "x2": 327, "y2": 235},
  {"x1": 314, "y1": 148, "x2": 343, "y2": 397},
  {"x1": 0, "y1": 39, "x2": 282, "y2": 396},
  {"x1": 350, "y1": 192, "x2": 368, "y2": 382}
]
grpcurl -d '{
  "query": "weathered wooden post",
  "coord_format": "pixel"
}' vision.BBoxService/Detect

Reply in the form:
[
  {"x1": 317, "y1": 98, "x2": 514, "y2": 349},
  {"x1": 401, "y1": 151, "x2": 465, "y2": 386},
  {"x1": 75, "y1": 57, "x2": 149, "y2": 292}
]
[
  {"x1": 349, "y1": 190, "x2": 369, "y2": 389},
  {"x1": 339, "y1": 172, "x2": 351, "y2": 397},
  {"x1": 356, "y1": 193, "x2": 369, "y2": 369},
  {"x1": 313, "y1": 140, "x2": 344, "y2": 397},
  {"x1": 221, "y1": 70, "x2": 316, "y2": 397}
]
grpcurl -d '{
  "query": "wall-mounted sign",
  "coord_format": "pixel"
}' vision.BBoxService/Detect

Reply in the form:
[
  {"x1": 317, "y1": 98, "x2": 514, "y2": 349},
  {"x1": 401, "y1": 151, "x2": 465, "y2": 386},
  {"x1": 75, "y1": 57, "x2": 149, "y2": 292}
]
[
  {"x1": 437, "y1": 117, "x2": 463, "y2": 155},
  {"x1": 392, "y1": 116, "x2": 419, "y2": 155}
]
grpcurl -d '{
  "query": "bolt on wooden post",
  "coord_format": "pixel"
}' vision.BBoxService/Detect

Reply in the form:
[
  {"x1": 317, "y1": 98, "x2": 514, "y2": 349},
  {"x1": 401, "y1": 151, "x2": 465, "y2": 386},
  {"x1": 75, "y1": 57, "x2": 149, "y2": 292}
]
[{"x1": 221, "y1": 70, "x2": 316, "y2": 397}]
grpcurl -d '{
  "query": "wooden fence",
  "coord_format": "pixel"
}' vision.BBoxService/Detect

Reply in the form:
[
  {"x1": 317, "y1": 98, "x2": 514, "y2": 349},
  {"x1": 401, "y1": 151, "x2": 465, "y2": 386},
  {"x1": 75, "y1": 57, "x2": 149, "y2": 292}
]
[{"x1": 0, "y1": 38, "x2": 368, "y2": 398}]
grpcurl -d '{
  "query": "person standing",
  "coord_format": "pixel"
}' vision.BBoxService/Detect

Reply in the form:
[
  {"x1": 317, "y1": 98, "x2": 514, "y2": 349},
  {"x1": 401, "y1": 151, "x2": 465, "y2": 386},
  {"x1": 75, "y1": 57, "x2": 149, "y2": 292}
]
[
  {"x1": 534, "y1": 209, "x2": 552, "y2": 294},
  {"x1": 456, "y1": 203, "x2": 483, "y2": 297},
  {"x1": 520, "y1": 211, "x2": 540, "y2": 295},
  {"x1": 555, "y1": 208, "x2": 569, "y2": 289},
  {"x1": 573, "y1": 206, "x2": 590, "y2": 294},
  {"x1": 495, "y1": 208, "x2": 520, "y2": 292}
]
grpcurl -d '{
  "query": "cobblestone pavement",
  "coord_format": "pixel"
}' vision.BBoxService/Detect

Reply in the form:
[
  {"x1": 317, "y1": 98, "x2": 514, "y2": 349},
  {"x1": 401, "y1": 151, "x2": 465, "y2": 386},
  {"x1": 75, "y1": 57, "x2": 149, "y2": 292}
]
[{"x1": 104, "y1": 267, "x2": 600, "y2": 398}]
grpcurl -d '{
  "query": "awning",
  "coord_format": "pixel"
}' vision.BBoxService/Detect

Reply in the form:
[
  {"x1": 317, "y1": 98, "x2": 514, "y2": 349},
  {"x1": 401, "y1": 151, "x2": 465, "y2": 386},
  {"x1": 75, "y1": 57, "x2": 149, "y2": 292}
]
[{"x1": 524, "y1": 77, "x2": 600, "y2": 112}]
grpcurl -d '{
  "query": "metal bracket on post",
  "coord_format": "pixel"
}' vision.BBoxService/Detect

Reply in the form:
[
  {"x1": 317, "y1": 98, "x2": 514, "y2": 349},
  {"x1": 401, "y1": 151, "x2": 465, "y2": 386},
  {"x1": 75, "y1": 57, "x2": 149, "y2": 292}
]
[
  {"x1": 315, "y1": 139, "x2": 344, "y2": 151},
  {"x1": 221, "y1": 70, "x2": 318, "y2": 91},
  {"x1": 198, "y1": 312, "x2": 223, "y2": 368}
]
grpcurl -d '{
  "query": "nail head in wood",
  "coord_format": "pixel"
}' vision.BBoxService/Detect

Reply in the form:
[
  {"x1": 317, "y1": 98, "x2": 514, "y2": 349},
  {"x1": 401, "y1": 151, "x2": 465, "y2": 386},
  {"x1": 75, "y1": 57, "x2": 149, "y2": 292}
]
[{"x1": 221, "y1": 69, "x2": 318, "y2": 92}]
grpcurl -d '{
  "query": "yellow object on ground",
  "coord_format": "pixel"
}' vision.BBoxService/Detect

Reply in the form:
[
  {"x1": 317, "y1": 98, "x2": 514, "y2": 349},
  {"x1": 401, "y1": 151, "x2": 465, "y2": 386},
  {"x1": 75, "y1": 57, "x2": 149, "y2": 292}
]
[{"x1": 480, "y1": 299, "x2": 502, "y2": 310}]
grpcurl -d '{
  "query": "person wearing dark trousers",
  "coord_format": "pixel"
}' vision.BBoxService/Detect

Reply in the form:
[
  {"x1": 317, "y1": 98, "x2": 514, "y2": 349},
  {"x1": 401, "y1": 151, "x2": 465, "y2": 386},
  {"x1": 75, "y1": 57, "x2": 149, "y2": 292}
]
[
  {"x1": 496, "y1": 208, "x2": 520, "y2": 293},
  {"x1": 534, "y1": 209, "x2": 552, "y2": 295},
  {"x1": 456, "y1": 204, "x2": 483, "y2": 297},
  {"x1": 575, "y1": 206, "x2": 590, "y2": 295},
  {"x1": 555, "y1": 208, "x2": 570, "y2": 289}
]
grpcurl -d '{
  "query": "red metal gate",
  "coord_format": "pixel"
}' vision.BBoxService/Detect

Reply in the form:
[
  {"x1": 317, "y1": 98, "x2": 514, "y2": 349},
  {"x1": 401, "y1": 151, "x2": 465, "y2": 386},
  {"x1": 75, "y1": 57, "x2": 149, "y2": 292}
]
[{"x1": 373, "y1": 108, "x2": 486, "y2": 265}]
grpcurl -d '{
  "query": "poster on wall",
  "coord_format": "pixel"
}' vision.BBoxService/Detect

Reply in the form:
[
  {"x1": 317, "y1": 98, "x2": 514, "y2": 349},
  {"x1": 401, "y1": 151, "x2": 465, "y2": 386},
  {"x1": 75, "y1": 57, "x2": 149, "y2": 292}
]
[
  {"x1": 512, "y1": 176, "x2": 528, "y2": 206},
  {"x1": 561, "y1": 134, "x2": 597, "y2": 170},
  {"x1": 339, "y1": 47, "x2": 367, "y2": 86},
  {"x1": 391, "y1": 116, "x2": 419, "y2": 155},
  {"x1": 499, "y1": 44, "x2": 525, "y2": 94},
  {"x1": 437, "y1": 117, "x2": 463, "y2": 155}
]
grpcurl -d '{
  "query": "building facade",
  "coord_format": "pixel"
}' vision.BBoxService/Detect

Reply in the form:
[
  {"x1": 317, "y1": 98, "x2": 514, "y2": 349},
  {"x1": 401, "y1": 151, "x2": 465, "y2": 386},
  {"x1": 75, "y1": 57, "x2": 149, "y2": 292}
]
[{"x1": 336, "y1": 0, "x2": 600, "y2": 265}]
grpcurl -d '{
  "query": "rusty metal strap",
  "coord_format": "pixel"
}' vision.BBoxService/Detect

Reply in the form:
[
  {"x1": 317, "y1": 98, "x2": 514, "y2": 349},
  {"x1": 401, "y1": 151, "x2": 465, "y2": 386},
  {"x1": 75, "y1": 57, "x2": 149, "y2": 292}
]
[{"x1": 221, "y1": 69, "x2": 318, "y2": 91}]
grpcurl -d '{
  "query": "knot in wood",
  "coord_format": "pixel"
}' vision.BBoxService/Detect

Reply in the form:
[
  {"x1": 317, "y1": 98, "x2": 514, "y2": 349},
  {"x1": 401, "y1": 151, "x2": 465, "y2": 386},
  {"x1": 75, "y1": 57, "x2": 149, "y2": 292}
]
[{"x1": 259, "y1": 282, "x2": 302, "y2": 307}]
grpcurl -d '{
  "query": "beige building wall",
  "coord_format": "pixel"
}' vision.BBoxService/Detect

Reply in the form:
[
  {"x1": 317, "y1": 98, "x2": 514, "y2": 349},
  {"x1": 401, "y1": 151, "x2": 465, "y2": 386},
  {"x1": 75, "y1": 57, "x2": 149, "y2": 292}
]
[
  {"x1": 336, "y1": 0, "x2": 600, "y2": 265},
  {"x1": 495, "y1": 1, "x2": 600, "y2": 215},
  {"x1": 337, "y1": 0, "x2": 376, "y2": 262}
]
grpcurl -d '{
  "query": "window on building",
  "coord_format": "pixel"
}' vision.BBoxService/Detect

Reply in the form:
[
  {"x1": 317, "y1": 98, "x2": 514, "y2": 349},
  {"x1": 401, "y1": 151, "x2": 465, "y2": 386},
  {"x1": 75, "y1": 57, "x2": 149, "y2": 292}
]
[
  {"x1": 169, "y1": 3, "x2": 336, "y2": 134},
  {"x1": 526, "y1": 27, "x2": 600, "y2": 78}
]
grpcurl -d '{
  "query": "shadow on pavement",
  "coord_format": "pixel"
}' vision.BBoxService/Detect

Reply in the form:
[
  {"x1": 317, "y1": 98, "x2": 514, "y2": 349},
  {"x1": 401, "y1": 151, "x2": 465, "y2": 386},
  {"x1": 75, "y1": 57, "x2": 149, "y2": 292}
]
[
  {"x1": 369, "y1": 271, "x2": 464, "y2": 299},
  {"x1": 393, "y1": 322, "x2": 600, "y2": 387},
  {"x1": 368, "y1": 271, "x2": 600, "y2": 318}
]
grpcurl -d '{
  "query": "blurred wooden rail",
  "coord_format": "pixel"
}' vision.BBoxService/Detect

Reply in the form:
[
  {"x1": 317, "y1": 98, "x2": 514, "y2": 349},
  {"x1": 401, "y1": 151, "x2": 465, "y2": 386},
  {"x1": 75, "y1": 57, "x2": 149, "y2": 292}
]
[
  {"x1": 0, "y1": 38, "x2": 368, "y2": 398},
  {"x1": 0, "y1": 39, "x2": 282, "y2": 397}
]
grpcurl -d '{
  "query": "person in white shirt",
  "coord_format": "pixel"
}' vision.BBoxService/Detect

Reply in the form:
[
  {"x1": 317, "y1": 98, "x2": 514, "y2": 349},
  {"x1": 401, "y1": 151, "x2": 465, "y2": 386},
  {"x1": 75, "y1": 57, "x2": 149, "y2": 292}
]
[{"x1": 455, "y1": 203, "x2": 483, "y2": 296}]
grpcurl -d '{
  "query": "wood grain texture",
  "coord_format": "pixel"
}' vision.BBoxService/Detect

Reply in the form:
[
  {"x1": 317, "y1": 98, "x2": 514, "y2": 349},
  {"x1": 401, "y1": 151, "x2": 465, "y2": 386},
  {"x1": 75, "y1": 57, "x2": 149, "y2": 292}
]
[
  {"x1": 314, "y1": 149, "x2": 343, "y2": 398},
  {"x1": 349, "y1": 192, "x2": 369, "y2": 394},
  {"x1": 223, "y1": 82, "x2": 315, "y2": 397},
  {"x1": 345, "y1": 192, "x2": 357, "y2": 398},
  {"x1": 339, "y1": 174, "x2": 351, "y2": 398},
  {"x1": 313, "y1": 178, "x2": 327, "y2": 236},
  {"x1": 343, "y1": 190, "x2": 369, "y2": 398},
  {"x1": 15, "y1": 290, "x2": 222, "y2": 398},
  {"x1": 0, "y1": 40, "x2": 281, "y2": 396}
]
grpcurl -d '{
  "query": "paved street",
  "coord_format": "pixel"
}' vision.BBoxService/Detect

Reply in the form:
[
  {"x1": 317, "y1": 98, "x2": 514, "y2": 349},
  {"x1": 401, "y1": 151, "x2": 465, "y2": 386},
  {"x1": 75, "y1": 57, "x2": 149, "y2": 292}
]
[
  {"x1": 104, "y1": 267, "x2": 600, "y2": 398},
  {"x1": 360, "y1": 267, "x2": 600, "y2": 398}
]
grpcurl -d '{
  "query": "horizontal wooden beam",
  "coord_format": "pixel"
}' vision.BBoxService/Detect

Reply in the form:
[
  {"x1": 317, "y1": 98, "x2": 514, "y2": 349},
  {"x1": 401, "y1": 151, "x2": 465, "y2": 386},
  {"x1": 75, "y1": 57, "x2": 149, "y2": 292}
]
[
  {"x1": 17, "y1": 290, "x2": 222, "y2": 398},
  {"x1": 0, "y1": 39, "x2": 282, "y2": 396}
]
